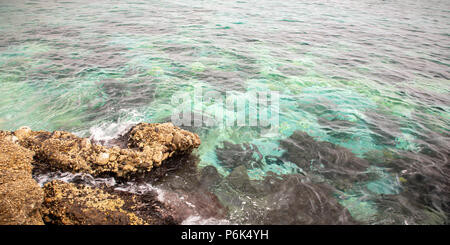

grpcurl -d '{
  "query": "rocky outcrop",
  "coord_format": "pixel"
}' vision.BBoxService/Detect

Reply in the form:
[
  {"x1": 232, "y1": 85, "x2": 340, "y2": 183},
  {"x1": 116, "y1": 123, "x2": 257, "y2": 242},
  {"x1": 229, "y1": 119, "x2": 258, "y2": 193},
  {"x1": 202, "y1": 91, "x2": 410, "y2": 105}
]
[
  {"x1": 15, "y1": 123, "x2": 200, "y2": 179},
  {"x1": 0, "y1": 122, "x2": 201, "y2": 225},
  {"x1": 41, "y1": 180, "x2": 178, "y2": 225},
  {"x1": 0, "y1": 134, "x2": 44, "y2": 225},
  {"x1": 127, "y1": 122, "x2": 201, "y2": 156}
]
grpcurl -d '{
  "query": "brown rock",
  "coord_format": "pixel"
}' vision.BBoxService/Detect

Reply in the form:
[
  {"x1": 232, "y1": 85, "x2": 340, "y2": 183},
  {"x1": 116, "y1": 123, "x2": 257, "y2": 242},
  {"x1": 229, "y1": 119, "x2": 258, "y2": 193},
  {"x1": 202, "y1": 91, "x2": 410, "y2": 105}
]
[
  {"x1": 0, "y1": 122, "x2": 202, "y2": 225},
  {"x1": 0, "y1": 135, "x2": 44, "y2": 225},
  {"x1": 80, "y1": 138, "x2": 91, "y2": 149},
  {"x1": 96, "y1": 152, "x2": 110, "y2": 165},
  {"x1": 13, "y1": 123, "x2": 201, "y2": 179},
  {"x1": 14, "y1": 126, "x2": 32, "y2": 141},
  {"x1": 41, "y1": 180, "x2": 178, "y2": 225},
  {"x1": 0, "y1": 134, "x2": 34, "y2": 173},
  {"x1": 0, "y1": 170, "x2": 44, "y2": 225},
  {"x1": 128, "y1": 122, "x2": 201, "y2": 154}
]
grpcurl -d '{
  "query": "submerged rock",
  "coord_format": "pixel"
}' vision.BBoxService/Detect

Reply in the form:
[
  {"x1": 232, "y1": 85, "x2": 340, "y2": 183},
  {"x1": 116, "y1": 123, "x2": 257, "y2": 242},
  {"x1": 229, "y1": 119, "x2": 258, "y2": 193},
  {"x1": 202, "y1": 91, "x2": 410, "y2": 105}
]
[
  {"x1": 134, "y1": 154, "x2": 229, "y2": 222},
  {"x1": 365, "y1": 148, "x2": 450, "y2": 224},
  {"x1": 14, "y1": 122, "x2": 200, "y2": 179},
  {"x1": 199, "y1": 165, "x2": 223, "y2": 190},
  {"x1": 41, "y1": 180, "x2": 178, "y2": 225},
  {"x1": 215, "y1": 141, "x2": 264, "y2": 171},
  {"x1": 0, "y1": 134, "x2": 44, "y2": 225},
  {"x1": 280, "y1": 131, "x2": 371, "y2": 189},
  {"x1": 261, "y1": 174, "x2": 355, "y2": 224},
  {"x1": 225, "y1": 165, "x2": 257, "y2": 193},
  {"x1": 214, "y1": 169, "x2": 355, "y2": 224}
]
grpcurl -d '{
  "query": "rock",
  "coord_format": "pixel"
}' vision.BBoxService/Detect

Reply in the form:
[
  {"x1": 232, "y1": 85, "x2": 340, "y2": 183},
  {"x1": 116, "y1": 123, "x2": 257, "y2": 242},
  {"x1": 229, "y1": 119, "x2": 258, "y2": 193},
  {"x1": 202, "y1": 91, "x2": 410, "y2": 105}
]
[
  {"x1": 127, "y1": 122, "x2": 201, "y2": 156},
  {"x1": 215, "y1": 172, "x2": 356, "y2": 225},
  {"x1": 364, "y1": 148, "x2": 450, "y2": 224},
  {"x1": 153, "y1": 151, "x2": 163, "y2": 163},
  {"x1": 0, "y1": 134, "x2": 34, "y2": 173},
  {"x1": 279, "y1": 131, "x2": 371, "y2": 188},
  {"x1": 0, "y1": 122, "x2": 202, "y2": 225},
  {"x1": 41, "y1": 180, "x2": 178, "y2": 225},
  {"x1": 199, "y1": 165, "x2": 222, "y2": 189},
  {"x1": 80, "y1": 138, "x2": 91, "y2": 149},
  {"x1": 215, "y1": 141, "x2": 264, "y2": 171},
  {"x1": 0, "y1": 135, "x2": 44, "y2": 225},
  {"x1": 138, "y1": 154, "x2": 228, "y2": 222},
  {"x1": 262, "y1": 175, "x2": 355, "y2": 225},
  {"x1": 109, "y1": 154, "x2": 117, "y2": 162},
  {"x1": 225, "y1": 165, "x2": 255, "y2": 193},
  {"x1": 172, "y1": 132, "x2": 183, "y2": 147},
  {"x1": 0, "y1": 170, "x2": 44, "y2": 225},
  {"x1": 13, "y1": 123, "x2": 201, "y2": 179},
  {"x1": 96, "y1": 152, "x2": 110, "y2": 165},
  {"x1": 14, "y1": 126, "x2": 32, "y2": 141}
]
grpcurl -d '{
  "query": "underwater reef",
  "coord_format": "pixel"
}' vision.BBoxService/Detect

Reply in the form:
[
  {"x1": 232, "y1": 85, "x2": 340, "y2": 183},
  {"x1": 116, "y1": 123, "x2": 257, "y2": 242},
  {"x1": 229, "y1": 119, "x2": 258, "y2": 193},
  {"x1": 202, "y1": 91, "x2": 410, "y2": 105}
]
[
  {"x1": 211, "y1": 130, "x2": 449, "y2": 224},
  {"x1": 0, "y1": 123, "x2": 200, "y2": 225},
  {"x1": 279, "y1": 131, "x2": 373, "y2": 189},
  {"x1": 212, "y1": 166, "x2": 356, "y2": 224}
]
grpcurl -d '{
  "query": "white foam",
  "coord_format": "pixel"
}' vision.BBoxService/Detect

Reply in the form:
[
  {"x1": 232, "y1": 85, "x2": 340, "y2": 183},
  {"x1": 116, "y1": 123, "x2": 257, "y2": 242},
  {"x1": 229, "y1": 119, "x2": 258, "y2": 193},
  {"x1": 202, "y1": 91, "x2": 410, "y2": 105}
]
[
  {"x1": 89, "y1": 121, "x2": 134, "y2": 146},
  {"x1": 114, "y1": 182, "x2": 166, "y2": 202},
  {"x1": 88, "y1": 109, "x2": 145, "y2": 146},
  {"x1": 34, "y1": 171, "x2": 116, "y2": 187},
  {"x1": 114, "y1": 181, "x2": 233, "y2": 225}
]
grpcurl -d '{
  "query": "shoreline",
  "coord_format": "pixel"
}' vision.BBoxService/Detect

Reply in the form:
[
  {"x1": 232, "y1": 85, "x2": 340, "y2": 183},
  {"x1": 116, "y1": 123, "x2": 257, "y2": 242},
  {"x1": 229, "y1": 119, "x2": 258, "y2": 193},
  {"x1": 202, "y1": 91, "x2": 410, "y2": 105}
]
[{"x1": 0, "y1": 123, "x2": 202, "y2": 225}]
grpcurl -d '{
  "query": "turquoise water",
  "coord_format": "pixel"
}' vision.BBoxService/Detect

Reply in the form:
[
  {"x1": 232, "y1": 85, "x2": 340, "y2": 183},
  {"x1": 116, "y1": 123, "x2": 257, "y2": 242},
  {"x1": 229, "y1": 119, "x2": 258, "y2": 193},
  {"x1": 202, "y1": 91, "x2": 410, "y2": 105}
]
[{"x1": 1, "y1": 0, "x2": 449, "y2": 224}]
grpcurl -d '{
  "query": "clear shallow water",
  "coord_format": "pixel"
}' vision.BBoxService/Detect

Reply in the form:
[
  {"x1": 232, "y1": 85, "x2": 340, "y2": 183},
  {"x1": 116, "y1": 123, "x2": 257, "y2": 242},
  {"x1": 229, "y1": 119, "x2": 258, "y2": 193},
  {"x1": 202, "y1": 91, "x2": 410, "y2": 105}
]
[{"x1": 1, "y1": 0, "x2": 449, "y2": 224}]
